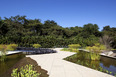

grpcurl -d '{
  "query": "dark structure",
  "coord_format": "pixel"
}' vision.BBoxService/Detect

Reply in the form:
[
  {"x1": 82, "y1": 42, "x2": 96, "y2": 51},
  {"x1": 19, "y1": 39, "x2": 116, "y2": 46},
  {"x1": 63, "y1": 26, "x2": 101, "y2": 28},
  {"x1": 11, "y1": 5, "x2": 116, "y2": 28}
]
[{"x1": 17, "y1": 47, "x2": 57, "y2": 54}]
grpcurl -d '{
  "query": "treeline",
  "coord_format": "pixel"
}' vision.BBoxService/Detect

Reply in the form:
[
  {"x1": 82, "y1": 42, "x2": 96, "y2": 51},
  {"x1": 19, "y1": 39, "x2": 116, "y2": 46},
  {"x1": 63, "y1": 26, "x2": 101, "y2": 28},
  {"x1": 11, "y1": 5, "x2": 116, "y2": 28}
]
[{"x1": 0, "y1": 15, "x2": 116, "y2": 48}]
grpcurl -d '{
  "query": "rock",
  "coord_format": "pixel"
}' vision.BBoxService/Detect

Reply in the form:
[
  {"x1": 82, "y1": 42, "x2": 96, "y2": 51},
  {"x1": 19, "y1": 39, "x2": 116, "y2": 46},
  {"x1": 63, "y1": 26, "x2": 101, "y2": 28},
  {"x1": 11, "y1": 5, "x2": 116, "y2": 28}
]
[
  {"x1": 100, "y1": 53, "x2": 106, "y2": 55},
  {"x1": 107, "y1": 51, "x2": 113, "y2": 56}
]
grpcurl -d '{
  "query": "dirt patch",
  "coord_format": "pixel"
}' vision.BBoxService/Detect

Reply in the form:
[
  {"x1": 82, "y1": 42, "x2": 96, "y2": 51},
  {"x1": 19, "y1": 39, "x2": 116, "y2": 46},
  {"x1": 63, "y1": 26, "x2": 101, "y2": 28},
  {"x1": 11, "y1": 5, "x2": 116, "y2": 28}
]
[{"x1": 2, "y1": 57, "x2": 49, "y2": 77}]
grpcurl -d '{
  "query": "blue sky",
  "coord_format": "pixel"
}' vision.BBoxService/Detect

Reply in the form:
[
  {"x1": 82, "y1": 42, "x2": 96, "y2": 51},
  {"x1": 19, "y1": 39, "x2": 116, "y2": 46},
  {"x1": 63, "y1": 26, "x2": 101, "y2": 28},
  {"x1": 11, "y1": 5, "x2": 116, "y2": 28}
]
[{"x1": 0, "y1": 0, "x2": 116, "y2": 31}]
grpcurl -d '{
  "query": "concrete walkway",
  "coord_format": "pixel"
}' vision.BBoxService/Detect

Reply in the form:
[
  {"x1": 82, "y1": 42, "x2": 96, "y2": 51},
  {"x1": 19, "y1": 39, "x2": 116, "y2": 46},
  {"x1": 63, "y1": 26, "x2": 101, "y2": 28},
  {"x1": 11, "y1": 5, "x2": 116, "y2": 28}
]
[{"x1": 27, "y1": 48, "x2": 114, "y2": 77}]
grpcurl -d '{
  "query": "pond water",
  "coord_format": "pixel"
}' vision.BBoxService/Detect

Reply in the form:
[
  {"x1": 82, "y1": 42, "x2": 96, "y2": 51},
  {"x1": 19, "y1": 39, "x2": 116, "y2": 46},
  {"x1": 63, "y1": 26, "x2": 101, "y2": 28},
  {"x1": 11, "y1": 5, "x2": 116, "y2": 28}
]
[
  {"x1": 64, "y1": 50, "x2": 116, "y2": 76},
  {"x1": 0, "y1": 52, "x2": 25, "y2": 76}
]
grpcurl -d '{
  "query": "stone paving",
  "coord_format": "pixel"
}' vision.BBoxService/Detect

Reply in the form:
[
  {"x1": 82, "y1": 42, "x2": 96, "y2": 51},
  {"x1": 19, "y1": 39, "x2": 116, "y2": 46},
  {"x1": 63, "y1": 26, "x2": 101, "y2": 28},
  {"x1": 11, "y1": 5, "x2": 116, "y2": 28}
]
[{"x1": 27, "y1": 48, "x2": 114, "y2": 77}]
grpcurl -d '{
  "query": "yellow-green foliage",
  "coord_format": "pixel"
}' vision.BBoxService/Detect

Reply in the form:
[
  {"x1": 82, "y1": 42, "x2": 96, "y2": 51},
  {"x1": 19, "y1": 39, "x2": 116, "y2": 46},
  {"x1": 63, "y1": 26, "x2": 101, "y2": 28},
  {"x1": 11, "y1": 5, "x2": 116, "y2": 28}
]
[
  {"x1": 0, "y1": 44, "x2": 7, "y2": 53},
  {"x1": 85, "y1": 43, "x2": 106, "y2": 60},
  {"x1": 86, "y1": 43, "x2": 106, "y2": 53},
  {"x1": 7, "y1": 44, "x2": 18, "y2": 51},
  {"x1": 85, "y1": 46, "x2": 101, "y2": 60},
  {"x1": 86, "y1": 46, "x2": 92, "y2": 51},
  {"x1": 112, "y1": 49, "x2": 116, "y2": 50},
  {"x1": 92, "y1": 46, "x2": 101, "y2": 53},
  {"x1": 90, "y1": 53, "x2": 100, "y2": 60},
  {"x1": 84, "y1": 52, "x2": 100, "y2": 60},
  {"x1": 11, "y1": 64, "x2": 40, "y2": 77},
  {"x1": 61, "y1": 48, "x2": 79, "y2": 52},
  {"x1": 0, "y1": 45, "x2": 3, "y2": 50},
  {"x1": 71, "y1": 49, "x2": 79, "y2": 52},
  {"x1": 99, "y1": 45, "x2": 106, "y2": 50},
  {"x1": 0, "y1": 44, "x2": 7, "y2": 61},
  {"x1": 86, "y1": 46, "x2": 100, "y2": 53},
  {"x1": 68, "y1": 44, "x2": 81, "y2": 49},
  {"x1": 33, "y1": 44, "x2": 41, "y2": 48},
  {"x1": 60, "y1": 48, "x2": 70, "y2": 51},
  {"x1": 95, "y1": 43, "x2": 101, "y2": 47}
]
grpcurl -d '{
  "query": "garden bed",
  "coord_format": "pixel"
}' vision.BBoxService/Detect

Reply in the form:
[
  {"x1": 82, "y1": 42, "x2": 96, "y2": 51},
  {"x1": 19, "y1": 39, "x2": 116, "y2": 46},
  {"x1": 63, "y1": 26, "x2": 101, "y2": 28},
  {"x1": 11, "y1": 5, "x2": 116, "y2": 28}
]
[{"x1": 2, "y1": 57, "x2": 49, "y2": 77}]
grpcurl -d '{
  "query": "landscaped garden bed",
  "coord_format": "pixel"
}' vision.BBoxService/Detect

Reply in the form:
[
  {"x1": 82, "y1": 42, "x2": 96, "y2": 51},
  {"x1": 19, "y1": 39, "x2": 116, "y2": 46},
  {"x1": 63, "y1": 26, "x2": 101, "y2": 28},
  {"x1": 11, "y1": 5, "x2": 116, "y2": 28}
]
[
  {"x1": 0, "y1": 44, "x2": 54, "y2": 77},
  {"x1": 1, "y1": 57, "x2": 49, "y2": 77},
  {"x1": 61, "y1": 43, "x2": 116, "y2": 76}
]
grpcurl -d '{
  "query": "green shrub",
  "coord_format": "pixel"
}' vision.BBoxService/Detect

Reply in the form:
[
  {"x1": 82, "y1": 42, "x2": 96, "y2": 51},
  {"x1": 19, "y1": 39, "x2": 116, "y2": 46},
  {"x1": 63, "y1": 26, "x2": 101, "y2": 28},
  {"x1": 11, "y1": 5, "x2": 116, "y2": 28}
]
[
  {"x1": 7, "y1": 44, "x2": 18, "y2": 51},
  {"x1": 99, "y1": 45, "x2": 106, "y2": 50},
  {"x1": 68, "y1": 44, "x2": 81, "y2": 49},
  {"x1": 11, "y1": 64, "x2": 40, "y2": 77},
  {"x1": 94, "y1": 43, "x2": 101, "y2": 47},
  {"x1": 86, "y1": 43, "x2": 106, "y2": 53},
  {"x1": 71, "y1": 49, "x2": 79, "y2": 52},
  {"x1": 86, "y1": 46, "x2": 101, "y2": 53},
  {"x1": 60, "y1": 48, "x2": 70, "y2": 51},
  {"x1": 61, "y1": 48, "x2": 79, "y2": 52},
  {"x1": 86, "y1": 46, "x2": 92, "y2": 51},
  {"x1": 33, "y1": 44, "x2": 41, "y2": 48},
  {"x1": 95, "y1": 43, "x2": 106, "y2": 50},
  {"x1": 0, "y1": 44, "x2": 7, "y2": 51}
]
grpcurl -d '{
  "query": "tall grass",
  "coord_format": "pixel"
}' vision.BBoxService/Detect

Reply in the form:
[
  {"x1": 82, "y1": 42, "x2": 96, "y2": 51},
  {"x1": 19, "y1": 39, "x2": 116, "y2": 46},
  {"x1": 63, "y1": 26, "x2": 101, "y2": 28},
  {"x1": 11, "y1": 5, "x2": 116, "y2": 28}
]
[{"x1": 90, "y1": 52, "x2": 100, "y2": 60}]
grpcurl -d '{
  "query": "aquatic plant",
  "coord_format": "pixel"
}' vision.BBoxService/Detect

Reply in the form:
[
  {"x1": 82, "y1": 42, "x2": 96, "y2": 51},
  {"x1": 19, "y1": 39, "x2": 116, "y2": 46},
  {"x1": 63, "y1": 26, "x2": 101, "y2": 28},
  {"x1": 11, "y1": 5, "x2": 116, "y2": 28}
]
[
  {"x1": 90, "y1": 52, "x2": 100, "y2": 60},
  {"x1": 99, "y1": 67, "x2": 103, "y2": 72},
  {"x1": 86, "y1": 44, "x2": 103, "y2": 60},
  {"x1": 11, "y1": 64, "x2": 40, "y2": 77},
  {"x1": 0, "y1": 44, "x2": 7, "y2": 61}
]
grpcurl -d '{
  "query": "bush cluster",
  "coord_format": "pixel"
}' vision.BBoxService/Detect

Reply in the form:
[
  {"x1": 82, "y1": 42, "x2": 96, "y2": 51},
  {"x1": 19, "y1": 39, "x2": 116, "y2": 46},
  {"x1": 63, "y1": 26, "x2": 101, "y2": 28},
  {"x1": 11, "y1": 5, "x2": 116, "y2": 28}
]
[
  {"x1": 68, "y1": 44, "x2": 81, "y2": 49},
  {"x1": 0, "y1": 44, "x2": 18, "y2": 52},
  {"x1": 33, "y1": 44, "x2": 41, "y2": 48},
  {"x1": 11, "y1": 64, "x2": 40, "y2": 77},
  {"x1": 7, "y1": 44, "x2": 18, "y2": 51},
  {"x1": 86, "y1": 43, "x2": 106, "y2": 53}
]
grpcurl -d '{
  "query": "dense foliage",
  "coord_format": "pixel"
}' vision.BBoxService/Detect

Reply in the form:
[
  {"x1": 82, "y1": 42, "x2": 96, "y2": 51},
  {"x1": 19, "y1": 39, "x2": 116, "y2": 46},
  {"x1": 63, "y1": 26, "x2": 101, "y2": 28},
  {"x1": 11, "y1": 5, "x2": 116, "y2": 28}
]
[
  {"x1": 11, "y1": 64, "x2": 40, "y2": 77},
  {"x1": 0, "y1": 15, "x2": 116, "y2": 48},
  {"x1": 7, "y1": 44, "x2": 18, "y2": 51},
  {"x1": 86, "y1": 43, "x2": 106, "y2": 60},
  {"x1": 86, "y1": 43, "x2": 106, "y2": 53},
  {"x1": 68, "y1": 44, "x2": 81, "y2": 49}
]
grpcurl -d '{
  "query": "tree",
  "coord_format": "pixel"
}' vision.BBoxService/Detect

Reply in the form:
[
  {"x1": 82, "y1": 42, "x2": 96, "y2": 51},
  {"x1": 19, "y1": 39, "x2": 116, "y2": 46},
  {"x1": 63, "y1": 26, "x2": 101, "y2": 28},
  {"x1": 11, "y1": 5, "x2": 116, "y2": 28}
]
[
  {"x1": 103, "y1": 26, "x2": 110, "y2": 31},
  {"x1": 0, "y1": 15, "x2": 115, "y2": 48},
  {"x1": 0, "y1": 19, "x2": 9, "y2": 36},
  {"x1": 83, "y1": 23, "x2": 100, "y2": 37}
]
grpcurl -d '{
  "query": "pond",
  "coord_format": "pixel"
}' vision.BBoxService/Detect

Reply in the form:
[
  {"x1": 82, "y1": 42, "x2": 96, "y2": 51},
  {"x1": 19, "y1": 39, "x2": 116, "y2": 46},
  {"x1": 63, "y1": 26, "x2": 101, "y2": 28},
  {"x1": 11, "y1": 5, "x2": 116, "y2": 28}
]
[
  {"x1": 0, "y1": 52, "x2": 25, "y2": 76},
  {"x1": 64, "y1": 50, "x2": 116, "y2": 76}
]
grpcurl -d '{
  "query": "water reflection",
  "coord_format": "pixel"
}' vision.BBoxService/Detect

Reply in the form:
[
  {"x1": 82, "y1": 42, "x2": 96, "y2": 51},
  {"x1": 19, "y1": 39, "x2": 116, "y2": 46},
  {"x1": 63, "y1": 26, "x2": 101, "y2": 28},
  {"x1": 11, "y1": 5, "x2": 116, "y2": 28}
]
[
  {"x1": 0, "y1": 52, "x2": 25, "y2": 76},
  {"x1": 64, "y1": 51, "x2": 116, "y2": 76}
]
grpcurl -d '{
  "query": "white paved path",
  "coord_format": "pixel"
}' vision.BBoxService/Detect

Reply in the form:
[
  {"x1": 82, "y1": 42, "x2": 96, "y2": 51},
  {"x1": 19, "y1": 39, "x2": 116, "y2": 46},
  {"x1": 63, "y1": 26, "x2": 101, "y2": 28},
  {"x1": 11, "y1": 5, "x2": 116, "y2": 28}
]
[{"x1": 27, "y1": 48, "x2": 114, "y2": 77}]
